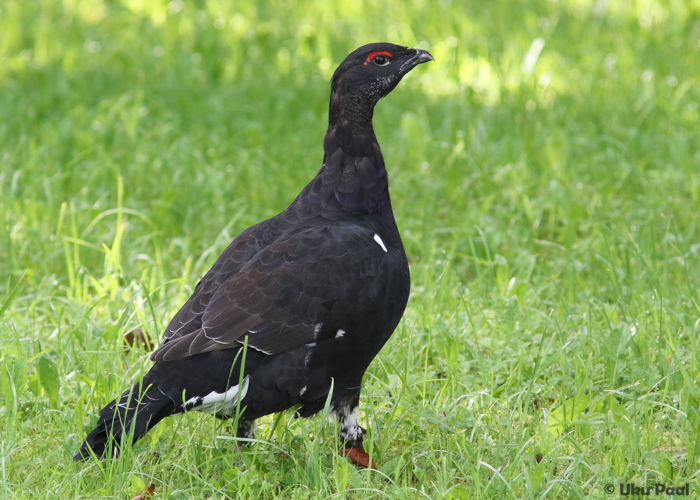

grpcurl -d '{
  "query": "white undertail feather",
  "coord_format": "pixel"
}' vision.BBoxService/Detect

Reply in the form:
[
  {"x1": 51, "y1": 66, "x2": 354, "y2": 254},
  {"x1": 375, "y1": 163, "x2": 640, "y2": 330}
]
[{"x1": 185, "y1": 375, "x2": 250, "y2": 416}]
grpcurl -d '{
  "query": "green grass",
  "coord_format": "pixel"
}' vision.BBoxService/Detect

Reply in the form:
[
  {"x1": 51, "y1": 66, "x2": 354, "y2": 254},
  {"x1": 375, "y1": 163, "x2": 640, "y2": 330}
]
[{"x1": 2, "y1": 0, "x2": 700, "y2": 498}]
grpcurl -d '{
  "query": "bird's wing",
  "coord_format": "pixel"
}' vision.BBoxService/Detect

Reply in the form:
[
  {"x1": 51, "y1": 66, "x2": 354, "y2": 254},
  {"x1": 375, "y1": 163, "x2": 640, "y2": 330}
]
[
  {"x1": 154, "y1": 222, "x2": 274, "y2": 346},
  {"x1": 151, "y1": 223, "x2": 385, "y2": 362}
]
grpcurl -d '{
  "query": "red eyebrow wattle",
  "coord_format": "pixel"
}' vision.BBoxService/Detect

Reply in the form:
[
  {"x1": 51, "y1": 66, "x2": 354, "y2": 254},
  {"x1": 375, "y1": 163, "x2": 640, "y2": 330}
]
[{"x1": 365, "y1": 51, "x2": 393, "y2": 64}]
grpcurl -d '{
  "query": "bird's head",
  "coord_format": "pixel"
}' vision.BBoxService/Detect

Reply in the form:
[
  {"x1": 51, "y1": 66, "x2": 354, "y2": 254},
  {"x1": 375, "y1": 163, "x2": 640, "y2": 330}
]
[{"x1": 329, "y1": 43, "x2": 433, "y2": 118}]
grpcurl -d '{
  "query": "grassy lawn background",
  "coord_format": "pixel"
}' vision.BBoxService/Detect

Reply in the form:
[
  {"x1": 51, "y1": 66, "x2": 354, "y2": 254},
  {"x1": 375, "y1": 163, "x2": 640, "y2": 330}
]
[{"x1": 1, "y1": 0, "x2": 700, "y2": 498}]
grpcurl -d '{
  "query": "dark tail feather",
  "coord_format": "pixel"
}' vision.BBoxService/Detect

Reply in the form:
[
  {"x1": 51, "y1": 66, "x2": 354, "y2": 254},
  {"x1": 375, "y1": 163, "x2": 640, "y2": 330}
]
[{"x1": 74, "y1": 378, "x2": 176, "y2": 461}]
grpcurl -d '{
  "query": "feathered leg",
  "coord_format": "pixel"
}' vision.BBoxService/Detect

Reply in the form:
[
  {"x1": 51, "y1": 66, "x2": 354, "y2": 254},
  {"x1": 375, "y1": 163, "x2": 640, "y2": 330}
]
[
  {"x1": 233, "y1": 418, "x2": 255, "y2": 453},
  {"x1": 337, "y1": 396, "x2": 376, "y2": 469}
]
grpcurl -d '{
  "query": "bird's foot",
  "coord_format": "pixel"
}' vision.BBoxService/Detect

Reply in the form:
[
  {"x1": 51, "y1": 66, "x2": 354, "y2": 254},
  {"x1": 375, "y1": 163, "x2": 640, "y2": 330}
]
[{"x1": 341, "y1": 447, "x2": 377, "y2": 469}]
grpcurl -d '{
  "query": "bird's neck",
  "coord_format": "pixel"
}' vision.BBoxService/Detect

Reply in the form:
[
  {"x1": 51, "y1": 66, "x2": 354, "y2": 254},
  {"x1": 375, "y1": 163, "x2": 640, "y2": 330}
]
[
  {"x1": 291, "y1": 91, "x2": 391, "y2": 216},
  {"x1": 328, "y1": 91, "x2": 375, "y2": 126}
]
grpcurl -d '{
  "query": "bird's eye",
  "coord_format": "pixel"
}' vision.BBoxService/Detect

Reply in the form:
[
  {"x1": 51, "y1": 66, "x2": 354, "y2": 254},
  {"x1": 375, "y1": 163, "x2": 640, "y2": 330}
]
[
  {"x1": 373, "y1": 55, "x2": 389, "y2": 66},
  {"x1": 364, "y1": 50, "x2": 394, "y2": 66}
]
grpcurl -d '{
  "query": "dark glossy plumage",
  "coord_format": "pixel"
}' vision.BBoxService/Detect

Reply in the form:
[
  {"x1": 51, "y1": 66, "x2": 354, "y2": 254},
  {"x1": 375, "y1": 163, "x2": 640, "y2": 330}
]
[{"x1": 75, "y1": 42, "x2": 432, "y2": 463}]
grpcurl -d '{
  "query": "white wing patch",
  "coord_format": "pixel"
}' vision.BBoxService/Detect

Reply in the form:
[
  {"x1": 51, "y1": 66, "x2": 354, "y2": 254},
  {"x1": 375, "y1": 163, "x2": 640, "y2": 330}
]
[
  {"x1": 185, "y1": 375, "x2": 250, "y2": 417},
  {"x1": 373, "y1": 234, "x2": 388, "y2": 252},
  {"x1": 335, "y1": 329, "x2": 345, "y2": 339},
  {"x1": 247, "y1": 343, "x2": 273, "y2": 355}
]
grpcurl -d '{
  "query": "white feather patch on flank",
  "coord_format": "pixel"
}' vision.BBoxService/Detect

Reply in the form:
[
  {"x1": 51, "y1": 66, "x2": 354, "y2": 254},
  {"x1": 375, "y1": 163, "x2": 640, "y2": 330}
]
[
  {"x1": 314, "y1": 322, "x2": 323, "y2": 340},
  {"x1": 300, "y1": 385, "x2": 308, "y2": 396},
  {"x1": 187, "y1": 375, "x2": 250, "y2": 416},
  {"x1": 335, "y1": 329, "x2": 345, "y2": 339},
  {"x1": 373, "y1": 234, "x2": 388, "y2": 252}
]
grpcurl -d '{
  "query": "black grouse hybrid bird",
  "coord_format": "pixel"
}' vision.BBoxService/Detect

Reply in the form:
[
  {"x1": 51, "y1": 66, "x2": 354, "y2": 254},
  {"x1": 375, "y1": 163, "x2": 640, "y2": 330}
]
[{"x1": 75, "y1": 43, "x2": 432, "y2": 468}]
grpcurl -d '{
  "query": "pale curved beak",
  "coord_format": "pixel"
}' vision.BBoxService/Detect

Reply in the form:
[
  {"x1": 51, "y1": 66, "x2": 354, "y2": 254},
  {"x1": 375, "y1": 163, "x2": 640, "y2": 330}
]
[{"x1": 400, "y1": 48, "x2": 434, "y2": 74}]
